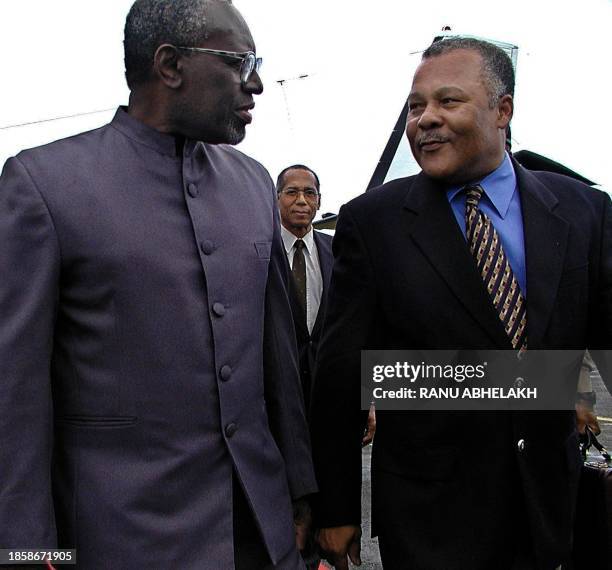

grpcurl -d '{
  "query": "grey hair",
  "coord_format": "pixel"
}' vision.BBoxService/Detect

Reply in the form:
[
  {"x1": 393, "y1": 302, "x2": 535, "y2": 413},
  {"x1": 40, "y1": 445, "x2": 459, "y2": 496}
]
[
  {"x1": 422, "y1": 37, "x2": 515, "y2": 107},
  {"x1": 124, "y1": 0, "x2": 233, "y2": 89}
]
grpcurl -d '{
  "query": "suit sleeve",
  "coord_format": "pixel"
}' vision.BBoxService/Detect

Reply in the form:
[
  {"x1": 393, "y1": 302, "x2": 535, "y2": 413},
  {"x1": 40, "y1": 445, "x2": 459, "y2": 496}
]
[
  {"x1": 263, "y1": 189, "x2": 318, "y2": 500},
  {"x1": 310, "y1": 204, "x2": 377, "y2": 528},
  {"x1": 589, "y1": 192, "x2": 612, "y2": 390},
  {"x1": 0, "y1": 157, "x2": 59, "y2": 548}
]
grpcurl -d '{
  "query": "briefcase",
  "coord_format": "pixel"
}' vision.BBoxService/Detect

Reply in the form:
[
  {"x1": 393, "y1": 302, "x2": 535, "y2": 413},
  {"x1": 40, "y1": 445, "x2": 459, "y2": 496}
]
[{"x1": 571, "y1": 428, "x2": 612, "y2": 569}]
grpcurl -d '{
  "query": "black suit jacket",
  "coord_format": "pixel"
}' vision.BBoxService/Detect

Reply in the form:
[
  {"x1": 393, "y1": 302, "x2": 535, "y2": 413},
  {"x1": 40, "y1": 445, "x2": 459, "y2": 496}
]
[
  {"x1": 310, "y1": 160, "x2": 612, "y2": 569},
  {"x1": 288, "y1": 230, "x2": 333, "y2": 411}
]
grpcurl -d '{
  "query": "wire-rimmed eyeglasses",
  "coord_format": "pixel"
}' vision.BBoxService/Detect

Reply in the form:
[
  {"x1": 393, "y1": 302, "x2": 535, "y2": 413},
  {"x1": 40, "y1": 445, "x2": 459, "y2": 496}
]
[
  {"x1": 177, "y1": 47, "x2": 262, "y2": 86},
  {"x1": 279, "y1": 189, "x2": 320, "y2": 201}
]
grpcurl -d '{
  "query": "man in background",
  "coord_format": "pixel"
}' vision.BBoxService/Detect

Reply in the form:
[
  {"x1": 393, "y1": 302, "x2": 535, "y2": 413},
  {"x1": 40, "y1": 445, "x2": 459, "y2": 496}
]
[
  {"x1": 311, "y1": 37, "x2": 611, "y2": 569},
  {"x1": 277, "y1": 165, "x2": 333, "y2": 412},
  {"x1": 0, "y1": 1, "x2": 315, "y2": 568}
]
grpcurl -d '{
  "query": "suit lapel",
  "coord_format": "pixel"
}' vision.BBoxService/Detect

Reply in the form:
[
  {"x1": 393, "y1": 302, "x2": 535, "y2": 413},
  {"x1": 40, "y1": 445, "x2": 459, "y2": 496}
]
[
  {"x1": 311, "y1": 231, "x2": 333, "y2": 340},
  {"x1": 314, "y1": 231, "x2": 333, "y2": 292},
  {"x1": 402, "y1": 173, "x2": 512, "y2": 347},
  {"x1": 515, "y1": 161, "x2": 569, "y2": 348}
]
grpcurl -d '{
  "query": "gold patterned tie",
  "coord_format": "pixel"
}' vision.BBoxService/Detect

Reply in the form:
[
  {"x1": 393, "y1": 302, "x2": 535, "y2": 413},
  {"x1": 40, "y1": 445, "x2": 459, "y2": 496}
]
[{"x1": 465, "y1": 185, "x2": 527, "y2": 350}]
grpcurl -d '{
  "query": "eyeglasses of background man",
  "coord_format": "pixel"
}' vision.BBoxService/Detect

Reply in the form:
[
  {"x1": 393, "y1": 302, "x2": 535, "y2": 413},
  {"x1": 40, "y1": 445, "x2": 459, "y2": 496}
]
[{"x1": 279, "y1": 188, "x2": 320, "y2": 201}]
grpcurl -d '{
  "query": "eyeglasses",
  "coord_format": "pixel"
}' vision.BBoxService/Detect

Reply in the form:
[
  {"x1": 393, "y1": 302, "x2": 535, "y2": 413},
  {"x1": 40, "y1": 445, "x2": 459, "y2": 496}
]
[
  {"x1": 177, "y1": 47, "x2": 262, "y2": 86},
  {"x1": 280, "y1": 189, "x2": 320, "y2": 201}
]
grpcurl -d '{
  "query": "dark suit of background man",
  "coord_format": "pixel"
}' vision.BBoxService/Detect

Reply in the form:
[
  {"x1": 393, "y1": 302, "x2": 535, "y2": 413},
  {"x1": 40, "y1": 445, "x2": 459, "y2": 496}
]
[
  {"x1": 276, "y1": 165, "x2": 333, "y2": 412},
  {"x1": 0, "y1": 1, "x2": 316, "y2": 568},
  {"x1": 311, "y1": 38, "x2": 612, "y2": 570}
]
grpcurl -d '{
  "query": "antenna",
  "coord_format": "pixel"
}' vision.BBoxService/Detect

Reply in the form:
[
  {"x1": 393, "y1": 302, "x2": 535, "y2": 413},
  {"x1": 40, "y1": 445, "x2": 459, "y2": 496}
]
[{"x1": 276, "y1": 74, "x2": 311, "y2": 132}]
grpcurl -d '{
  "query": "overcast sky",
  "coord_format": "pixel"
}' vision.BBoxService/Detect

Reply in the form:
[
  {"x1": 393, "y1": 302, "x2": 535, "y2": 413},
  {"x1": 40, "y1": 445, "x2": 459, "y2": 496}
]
[{"x1": 1, "y1": 0, "x2": 610, "y2": 215}]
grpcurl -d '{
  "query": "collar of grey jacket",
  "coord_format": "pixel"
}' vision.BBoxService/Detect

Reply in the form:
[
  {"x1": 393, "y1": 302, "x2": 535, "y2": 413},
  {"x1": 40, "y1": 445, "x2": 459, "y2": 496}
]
[{"x1": 111, "y1": 106, "x2": 198, "y2": 158}]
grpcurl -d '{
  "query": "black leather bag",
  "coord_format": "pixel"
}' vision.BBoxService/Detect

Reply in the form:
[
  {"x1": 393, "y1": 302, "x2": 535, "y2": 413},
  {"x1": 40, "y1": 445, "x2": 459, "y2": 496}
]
[{"x1": 571, "y1": 428, "x2": 612, "y2": 569}]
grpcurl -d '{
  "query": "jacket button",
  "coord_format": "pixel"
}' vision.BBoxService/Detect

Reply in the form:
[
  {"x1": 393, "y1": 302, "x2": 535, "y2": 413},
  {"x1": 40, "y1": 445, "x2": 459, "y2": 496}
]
[
  {"x1": 514, "y1": 377, "x2": 525, "y2": 389},
  {"x1": 212, "y1": 302, "x2": 226, "y2": 317},
  {"x1": 220, "y1": 365, "x2": 232, "y2": 381},
  {"x1": 225, "y1": 423, "x2": 238, "y2": 438},
  {"x1": 517, "y1": 439, "x2": 526, "y2": 452},
  {"x1": 200, "y1": 240, "x2": 214, "y2": 255},
  {"x1": 187, "y1": 183, "x2": 199, "y2": 198}
]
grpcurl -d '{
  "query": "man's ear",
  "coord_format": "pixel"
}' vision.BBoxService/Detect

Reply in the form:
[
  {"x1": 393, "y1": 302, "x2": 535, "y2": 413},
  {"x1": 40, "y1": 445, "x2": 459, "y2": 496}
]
[
  {"x1": 497, "y1": 94, "x2": 514, "y2": 130},
  {"x1": 153, "y1": 44, "x2": 184, "y2": 89},
  {"x1": 316, "y1": 193, "x2": 321, "y2": 211}
]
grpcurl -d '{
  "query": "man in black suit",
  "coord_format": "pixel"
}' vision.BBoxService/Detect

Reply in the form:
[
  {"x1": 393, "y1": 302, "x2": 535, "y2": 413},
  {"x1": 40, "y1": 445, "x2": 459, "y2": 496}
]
[
  {"x1": 277, "y1": 165, "x2": 333, "y2": 412},
  {"x1": 311, "y1": 38, "x2": 612, "y2": 569}
]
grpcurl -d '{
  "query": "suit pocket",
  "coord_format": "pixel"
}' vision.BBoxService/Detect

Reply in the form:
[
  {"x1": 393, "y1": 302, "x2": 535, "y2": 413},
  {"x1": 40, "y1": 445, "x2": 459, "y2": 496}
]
[
  {"x1": 254, "y1": 241, "x2": 272, "y2": 260},
  {"x1": 57, "y1": 415, "x2": 138, "y2": 429}
]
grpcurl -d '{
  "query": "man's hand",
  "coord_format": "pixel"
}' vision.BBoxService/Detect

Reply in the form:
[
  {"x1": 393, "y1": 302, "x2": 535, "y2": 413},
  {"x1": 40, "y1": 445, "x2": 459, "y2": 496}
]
[
  {"x1": 362, "y1": 404, "x2": 376, "y2": 447},
  {"x1": 317, "y1": 525, "x2": 361, "y2": 569},
  {"x1": 293, "y1": 498, "x2": 313, "y2": 551},
  {"x1": 576, "y1": 401, "x2": 601, "y2": 436}
]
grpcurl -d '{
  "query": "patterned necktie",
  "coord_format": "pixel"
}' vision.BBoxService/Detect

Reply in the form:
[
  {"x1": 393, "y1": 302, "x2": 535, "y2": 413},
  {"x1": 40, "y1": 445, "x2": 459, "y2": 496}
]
[
  {"x1": 292, "y1": 239, "x2": 307, "y2": 314},
  {"x1": 465, "y1": 185, "x2": 527, "y2": 350}
]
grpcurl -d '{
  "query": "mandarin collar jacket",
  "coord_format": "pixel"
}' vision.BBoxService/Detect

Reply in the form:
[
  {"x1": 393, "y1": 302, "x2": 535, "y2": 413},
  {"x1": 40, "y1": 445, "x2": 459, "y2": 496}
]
[{"x1": 0, "y1": 108, "x2": 316, "y2": 568}]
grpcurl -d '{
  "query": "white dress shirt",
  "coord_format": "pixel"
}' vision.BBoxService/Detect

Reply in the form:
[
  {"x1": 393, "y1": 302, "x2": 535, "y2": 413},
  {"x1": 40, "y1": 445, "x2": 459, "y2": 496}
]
[{"x1": 281, "y1": 225, "x2": 324, "y2": 334}]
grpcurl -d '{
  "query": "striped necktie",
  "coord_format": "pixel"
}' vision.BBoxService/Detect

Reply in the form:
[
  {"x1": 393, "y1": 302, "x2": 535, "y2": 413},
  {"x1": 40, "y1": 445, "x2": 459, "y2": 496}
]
[{"x1": 465, "y1": 185, "x2": 527, "y2": 350}]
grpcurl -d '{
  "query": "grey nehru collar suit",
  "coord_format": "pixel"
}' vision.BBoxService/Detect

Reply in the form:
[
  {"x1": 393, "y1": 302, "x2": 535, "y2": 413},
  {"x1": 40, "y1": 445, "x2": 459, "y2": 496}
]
[{"x1": 0, "y1": 108, "x2": 316, "y2": 569}]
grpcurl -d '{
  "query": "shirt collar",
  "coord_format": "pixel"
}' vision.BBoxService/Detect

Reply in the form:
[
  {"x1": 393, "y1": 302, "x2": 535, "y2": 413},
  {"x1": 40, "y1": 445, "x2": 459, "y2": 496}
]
[
  {"x1": 447, "y1": 152, "x2": 517, "y2": 218},
  {"x1": 281, "y1": 225, "x2": 315, "y2": 254},
  {"x1": 110, "y1": 106, "x2": 200, "y2": 158}
]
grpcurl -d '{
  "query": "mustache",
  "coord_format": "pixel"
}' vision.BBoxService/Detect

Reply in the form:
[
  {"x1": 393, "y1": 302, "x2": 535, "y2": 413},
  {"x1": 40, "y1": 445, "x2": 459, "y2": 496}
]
[{"x1": 417, "y1": 134, "x2": 449, "y2": 147}]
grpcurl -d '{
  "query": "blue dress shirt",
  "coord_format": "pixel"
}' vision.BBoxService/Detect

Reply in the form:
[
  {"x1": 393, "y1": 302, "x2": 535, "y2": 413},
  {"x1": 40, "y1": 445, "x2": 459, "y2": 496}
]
[{"x1": 446, "y1": 153, "x2": 526, "y2": 296}]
